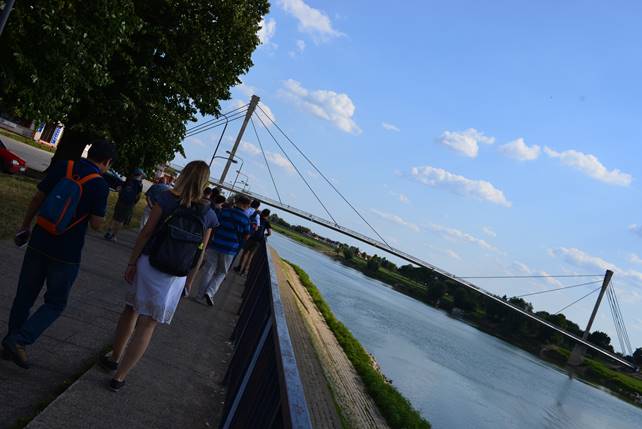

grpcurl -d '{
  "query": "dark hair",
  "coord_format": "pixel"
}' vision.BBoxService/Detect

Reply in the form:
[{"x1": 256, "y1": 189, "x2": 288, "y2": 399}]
[
  {"x1": 214, "y1": 195, "x2": 226, "y2": 204},
  {"x1": 236, "y1": 195, "x2": 251, "y2": 206},
  {"x1": 203, "y1": 187, "x2": 212, "y2": 197},
  {"x1": 251, "y1": 199, "x2": 261, "y2": 209},
  {"x1": 260, "y1": 209, "x2": 271, "y2": 217},
  {"x1": 87, "y1": 139, "x2": 116, "y2": 163}
]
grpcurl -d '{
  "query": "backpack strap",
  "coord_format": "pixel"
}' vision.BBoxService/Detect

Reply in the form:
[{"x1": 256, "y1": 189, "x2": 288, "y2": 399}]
[
  {"x1": 66, "y1": 160, "x2": 75, "y2": 179},
  {"x1": 63, "y1": 166, "x2": 103, "y2": 232}
]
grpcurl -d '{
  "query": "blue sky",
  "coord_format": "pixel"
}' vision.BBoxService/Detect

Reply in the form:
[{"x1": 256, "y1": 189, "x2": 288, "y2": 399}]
[{"x1": 176, "y1": 0, "x2": 642, "y2": 353}]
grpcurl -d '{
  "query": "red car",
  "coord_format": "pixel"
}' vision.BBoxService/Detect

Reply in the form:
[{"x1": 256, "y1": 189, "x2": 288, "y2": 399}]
[{"x1": 0, "y1": 139, "x2": 27, "y2": 174}]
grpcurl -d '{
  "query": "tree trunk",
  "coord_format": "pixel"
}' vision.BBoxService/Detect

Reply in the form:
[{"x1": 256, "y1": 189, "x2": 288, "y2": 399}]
[{"x1": 51, "y1": 127, "x2": 97, "y2": 164}]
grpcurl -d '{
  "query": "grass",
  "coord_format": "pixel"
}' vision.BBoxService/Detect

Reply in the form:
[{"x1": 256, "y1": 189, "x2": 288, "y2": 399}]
[
  {"x1": 0, "y1": 173, "x2": 145, "y2": 240},
  {"x1": 287, "y1": 261, "x2": 431, "y2": 429},
  {"x1": 0, "y1": 129, "x2": 56, "y2": 153},
  {"x1": 272, "y1": 223, "x2": 335, "y2": 252}
]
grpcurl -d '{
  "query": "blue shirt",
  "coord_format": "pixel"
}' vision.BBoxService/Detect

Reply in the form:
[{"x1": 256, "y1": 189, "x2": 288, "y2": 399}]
[
  {"x1": 29, "y1": 159, "x2": 110, "y2": 264},
  {"x1": 142, "y1": 191, "x2": 219, "y2": 255},
  {"x1": 210, "y1": 207, "x2": 251, "y2": 255},
  {"x1": 145, "y1": 183, "x2": 170, "y2": 206}
]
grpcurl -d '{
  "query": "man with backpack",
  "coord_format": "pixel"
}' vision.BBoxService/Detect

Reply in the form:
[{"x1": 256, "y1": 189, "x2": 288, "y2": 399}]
[
  {"x1": 196, "y1": 195, "x2": 251, "y2": 306},
  {"x1": 234, "y1": 199, "x2": 261, "y2": 273},
  {"x1": 104, "y1": 168, "x2": 144, "y2": 241},
  {"x1": 235, "y1": 209, "x2": 272, "y2": 275},
  {"x1": 2, "y1": 140, "x2": 116, "y2": 369}
]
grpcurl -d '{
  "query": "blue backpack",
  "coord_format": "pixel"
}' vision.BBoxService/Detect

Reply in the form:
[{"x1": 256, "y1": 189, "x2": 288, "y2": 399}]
[{"x1": 36, "y1": 161, "x2": 102, "y2": 235}]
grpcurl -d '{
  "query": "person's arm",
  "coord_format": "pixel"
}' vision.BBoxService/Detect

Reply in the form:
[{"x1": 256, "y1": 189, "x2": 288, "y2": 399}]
[
  {"x1": 89, "y1": 215, "x2": 105, "y2": 231},
  {"x1": 19, "y1": 191, "x2": 46, "y2": 231},
  {"x1": 265, "y1": 226, "x2": 272, "y2": 237},
  {"x1": 185, "y1": 228, "x2": 213, "y2": 292},
  {"x1": 124, "y1": 204, "x2": 163, "y2": 283}
]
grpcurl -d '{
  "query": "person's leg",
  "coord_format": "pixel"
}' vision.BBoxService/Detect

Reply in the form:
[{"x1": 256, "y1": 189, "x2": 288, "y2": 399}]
[
  {"x1": 4, "y1": 249, "x2": 48, "y2": 343},
  {"x1": 240, "y1": 248, "x2": 257, "y2": 273},
  {"x1": 110, "y1": 220, "x2": 123, "y2": 238},
  {"x1": 111, "y1": 305, "x2": 139, "y2": 361},
  {"x1": 113, "y1": 315, "x2": 158, "y2": 382},
  {"x1": 196, "y1": 248, "x2": 217, "y2": 299},
  {"x1": 233, "y1": 249, "x2": 245, "y2": 272},
  {"x1": 12, "y1": 259, "x2": 80, "y2": 346},
  {"x1": 204, "y1": 252, "x2": 234, "y2": 300}
]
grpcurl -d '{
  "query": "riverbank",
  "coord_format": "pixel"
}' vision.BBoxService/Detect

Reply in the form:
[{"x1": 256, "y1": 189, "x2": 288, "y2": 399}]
[
  {"x1": 271, "y1": 225, "x2": 642, "y2": 408},
  {"x1": 285, "y1": 260, "x2": 430, "y2": 429}
]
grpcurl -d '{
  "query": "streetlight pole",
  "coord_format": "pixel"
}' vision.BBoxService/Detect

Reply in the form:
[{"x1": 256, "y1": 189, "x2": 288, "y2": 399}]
[
  {"x1": 0, "y1": 0, "x2": 15, "y2": 36},
  {"x1": 208, "y1": 112, "x2": 230, "y2": 168},
  {"x1": 233, "y1": 171, "x2": 249, "y2": 190}
]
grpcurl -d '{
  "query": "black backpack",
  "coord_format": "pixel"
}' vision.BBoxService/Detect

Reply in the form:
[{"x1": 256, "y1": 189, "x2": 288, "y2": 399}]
[
  {"x1": 148, "y1": 204, "x2": 208, "y2": 276},
  {"x1": 119, "y1": 180, "x2": 140, "y2": 205}
]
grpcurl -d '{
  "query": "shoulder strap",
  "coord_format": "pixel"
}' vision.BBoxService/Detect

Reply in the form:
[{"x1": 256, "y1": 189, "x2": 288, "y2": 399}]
[
  {"x1": 77, "y1": 173, "x2": 102, "y2": 185},
  {"x1": 66, "y1": 161, "x2": 75, "y2": 179}
]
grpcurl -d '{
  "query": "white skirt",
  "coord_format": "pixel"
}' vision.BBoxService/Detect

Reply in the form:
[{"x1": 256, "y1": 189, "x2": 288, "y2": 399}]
[{"x1": 125, "y1": 255, "x2": 186, "y2": 324}]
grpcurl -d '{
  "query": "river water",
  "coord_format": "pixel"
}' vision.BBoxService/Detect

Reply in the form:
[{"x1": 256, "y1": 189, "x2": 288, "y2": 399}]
[{"x1": 270, "y1": 233, "x2": 642, "y2": 429}]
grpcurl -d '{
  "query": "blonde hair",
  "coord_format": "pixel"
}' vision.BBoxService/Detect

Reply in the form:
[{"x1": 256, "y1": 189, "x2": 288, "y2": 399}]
[{"x1": 171, "y1": 161, "x2": 210, "y2": 207}]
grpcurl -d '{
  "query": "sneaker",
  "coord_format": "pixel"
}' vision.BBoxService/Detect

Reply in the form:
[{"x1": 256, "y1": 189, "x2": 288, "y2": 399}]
[
  {"x1": 104, "y1": 232, "x2": 112, "y2": 241},
  {"x1": 2, "y1": 340, "x2": 30, "y2": 369},
  {"x1": 109, "y1": 378, "x2": 126, "y2": 392},
  {"x1": 98, "y1": 354, "x2": 118, "y2": 372},
  {"x1": 205, "y1": 295, "x2": 214, "y2": 307}
]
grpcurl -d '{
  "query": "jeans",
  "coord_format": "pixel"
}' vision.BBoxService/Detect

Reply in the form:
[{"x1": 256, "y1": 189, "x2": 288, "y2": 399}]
[
  {"x1": 4, "y1": 248, "x2": 80, "y2": 346},
  {"x1": 197, "y1": 248, "x2": 235, "y2": 300}
]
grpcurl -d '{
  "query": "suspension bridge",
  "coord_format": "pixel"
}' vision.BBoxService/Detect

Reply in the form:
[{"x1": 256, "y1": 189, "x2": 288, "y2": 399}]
[{"x1": 180, "y1": 95, "x2": 638, "y2": 371}]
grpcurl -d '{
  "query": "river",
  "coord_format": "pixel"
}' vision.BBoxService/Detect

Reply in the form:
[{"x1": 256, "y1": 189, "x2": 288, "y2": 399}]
[{"x1": 269, "y1": 233, "x2": 642, "y2": 429}]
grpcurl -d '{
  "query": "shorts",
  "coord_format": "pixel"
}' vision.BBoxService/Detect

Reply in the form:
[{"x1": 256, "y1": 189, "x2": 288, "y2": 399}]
[
  {"x1": 113, "y1": 200, "x2": 135, "y2": 224},
  {"x1": 242, "y1": 238, "x2": 262, "y2": 252}
]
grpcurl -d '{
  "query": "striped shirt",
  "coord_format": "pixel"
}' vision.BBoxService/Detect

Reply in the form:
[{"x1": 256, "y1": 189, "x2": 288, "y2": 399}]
[{"x1": 210, "y1": 207, "x2": 251, "y2": 255}]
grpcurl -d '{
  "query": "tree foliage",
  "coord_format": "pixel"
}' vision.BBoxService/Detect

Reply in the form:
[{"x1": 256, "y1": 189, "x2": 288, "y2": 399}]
[{"x1": 0, "y1": 0, "x2": 269, "y2": 172}]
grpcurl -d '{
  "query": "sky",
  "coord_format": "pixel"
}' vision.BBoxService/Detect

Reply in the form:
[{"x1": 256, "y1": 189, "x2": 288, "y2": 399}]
[{"x1": 175, "y1": 0, "x2": 642, "y2": 354}]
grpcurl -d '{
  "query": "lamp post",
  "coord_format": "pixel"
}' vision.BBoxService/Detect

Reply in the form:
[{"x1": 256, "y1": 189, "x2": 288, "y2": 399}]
[
  {"x1": 232, "y1": 169, "x2": 248, "y2": 190},
  {"x1": 226, "y1": 151, "x2": 244, "y2": 187},
  {"x1": 208, "y1": 112, "x2": 230, "y2": 168}
]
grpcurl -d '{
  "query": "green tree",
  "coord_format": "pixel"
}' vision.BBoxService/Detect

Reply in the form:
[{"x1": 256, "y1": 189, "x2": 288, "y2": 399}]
[
  {"x1": 1, "y1": 0, "x2": 269, "y2": 172},
  {"x1": 587, "y1": 331, "x2": 613, "y2": 352},
  {"x1": 342, "y1": 247, "x2": 354, "y2": 261},
  {"x1": 452, "y1": 288, "x2": 476, "y2": 312},
  {"x1": 426, "y1": 282, "x2": 446, "y2": 304},
  {"x1": 633, "y1": 348, "x2": 642, "y2": 367},
  {"x1": 366, "y1": 255, "x2": 381, "y2": 272}
]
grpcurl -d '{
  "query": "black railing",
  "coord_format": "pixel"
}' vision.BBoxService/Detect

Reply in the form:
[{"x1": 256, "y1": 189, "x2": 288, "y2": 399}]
[{"x1": 220, "y1": 243, "x2": 312, "y2": 429}]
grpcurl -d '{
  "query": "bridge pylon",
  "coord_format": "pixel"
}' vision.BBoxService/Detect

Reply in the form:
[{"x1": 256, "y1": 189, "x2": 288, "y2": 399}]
[{"x1": 568, "y1": 269, "x2": 614, "y2": 366}]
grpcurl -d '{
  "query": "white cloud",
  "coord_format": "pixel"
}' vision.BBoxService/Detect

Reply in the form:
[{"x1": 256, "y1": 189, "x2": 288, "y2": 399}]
[
  {"x1": 280, "y1": 79, "x2": 361, "y2": 134},
  {"x1": 238, "y1": 141, "x2": 294, "y2": 174},
  {"x1": 512, "y1": 261, "x2": 532, "y2": 274},
  {"x1": 540, "y1": 271, "x2": 564, "y2": 288},
  {"x1": 398, "y1": 193, "x2": 410, "y2": 204},
  {"x1": 257, "y1": 18, "x2": 277, "y2": 47},
  {"x1": 482, "y1": 226, "x2": 497, "y2": 237},
  {"x1": 410, "y1": 166, "x2": 511, "y2": 207},
  {"x1": 544, "y1": 147, "x2": 632, "y2": 186},
  {"x1": 429, "y1": 223, "x2": 499, "y2": 253},
  {"x1": 240, "y1": 141, "x2": 261, "y2": 156},
  {"x1": 296, "y1": 39, "x2": 306, "y2": 52},
  {"x1": 629, "y1": 224, "x2": 642, "y2": 238},
  {"x1": 382, "y1": 122, "x2": 400, "y2": 132},
  {"x1": 550, "y1": 247, "x2": 616, "y2": 272},
  {"x1": 499, "y1": 138, "x2": 541, "y2": 161},
  {"x1": 278, "y1": 0, "x2": 343, "y2": 42},
  {"x1": 628, "y1": 253, "x2": 642, "y2": 265},
  {"x1": 437, "y1": 128, "x2": 495, "y2": 158},
  {"x1": 446, "y1": 249, "x2": 462, "y2": 260},
  {"x1": 371, "y1": 209, "x2": 420, "y2": 232}
]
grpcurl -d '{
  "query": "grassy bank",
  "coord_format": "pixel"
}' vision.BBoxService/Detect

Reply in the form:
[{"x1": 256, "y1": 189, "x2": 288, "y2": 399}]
[
  {"x1": 272, "y1": 223, "x2": 335, "y2": 252},
  {"x1": 287, "y1": 261, "x2": 430, "y2": 429},
  {"x1": 0, "y1": 173, "x2": 145, "y2": 240}
]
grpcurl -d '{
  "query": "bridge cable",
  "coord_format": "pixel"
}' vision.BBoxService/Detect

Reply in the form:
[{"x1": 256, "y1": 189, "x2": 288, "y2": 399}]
[
  {"x1": 610, "y1": 283, "x2": 633, "y2": 354},
  {"x1": 457, "y1": 274, "x2": 604, "y2": 279},
  {"x1": 255, "y1": 104, "x2": 392, "y2": 248},
  {"x1": 185, "y1": 110, "x2": 248, "y2": 137},
  {"x1": 515, "y1": 280, "x2": 602, "y2": 298},
  {"x1": 252, "y1": 110, "x2": 338, "y2": 224},
  {"x1": 250, "y1": 117, "x2": 282, "y2": 204},
  {"x1": 554, "y1": 286, "x2": 601, "y2": 315},
  {"x1": 606, "y1": 287, "x2": 627, "y2": 354},
  {"x1": 185, "y1": 103, "x2": 249, "y2": 133}
]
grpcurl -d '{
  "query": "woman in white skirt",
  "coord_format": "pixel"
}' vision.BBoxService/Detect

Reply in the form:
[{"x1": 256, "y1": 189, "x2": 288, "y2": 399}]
[{"x1": 100, "y1": 161, "x2": 219, "y2": 391}]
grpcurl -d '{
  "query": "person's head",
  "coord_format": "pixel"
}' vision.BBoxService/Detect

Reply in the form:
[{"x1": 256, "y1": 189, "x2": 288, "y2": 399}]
[
  {"x1": 171, "y1": 160, "x2": 210, "y2": 207},
  {"x1": 203, "y1": 187, "x2": 213, "y2": 198},
  {"x1": 260, "y1": 209, "x2": 271, "y2": 219},
  {"x1": 213, "y1": 195, "x2": 226, "y2": 208},
  {"x1": 87, "y1": 139, "x2": 117, "y2": 173},
  {"x1": 250, "y1": 199, "x2": 261, "y2": 210},
  {"x1": 131, "y1": 168, "x2": 145, "y2": 181},
  {"x1": 157, "y1": 176, "x2": 168, "y2": 185},
  {"x1": 213, "y1": 187, "x2": 222, "y2": 197},
  {"x1": 236, "y1": 195, "x2": 251, "y2": 210}
]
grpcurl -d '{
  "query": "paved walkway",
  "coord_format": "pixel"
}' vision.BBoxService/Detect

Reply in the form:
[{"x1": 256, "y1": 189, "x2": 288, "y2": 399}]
[{"x1": 0, "y1": 230, "x2": 243, "y2": 429}]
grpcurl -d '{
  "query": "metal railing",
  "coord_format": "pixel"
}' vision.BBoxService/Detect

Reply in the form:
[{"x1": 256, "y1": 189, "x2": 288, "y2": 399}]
[{"x1": 220, "y1": 243, "x2": 312, "y2": 429}]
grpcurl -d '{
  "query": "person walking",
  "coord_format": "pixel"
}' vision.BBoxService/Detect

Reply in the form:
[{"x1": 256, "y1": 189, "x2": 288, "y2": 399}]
[
  {"x1": 104, "y1": 168, "x2": 144, "y2": 241},
  {"x1": 236, "y1": 209, "x2": 272, "y2": 275},
  {"x1": 140, "y1": 177, "x2": 170, "y2": 231},
  {"x1": 196, "y1": 195, "x2": 251, "y2": 306},
  {"x1": 100, "y1": 160, "x2": 218, "y2": 391},
  {"x1": 2, "y1": 140, "x2": 116, "y2": 369}
]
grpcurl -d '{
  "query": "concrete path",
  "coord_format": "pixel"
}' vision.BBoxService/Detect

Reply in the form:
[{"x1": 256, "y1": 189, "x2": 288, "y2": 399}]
[{"x1": 0, "y1": 230, "x2": 242, "y2": 429}]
